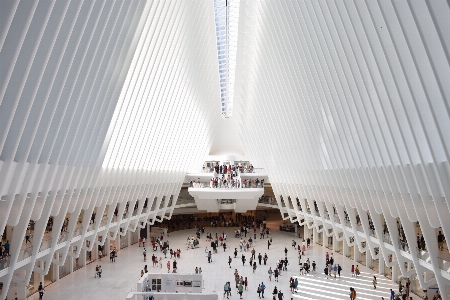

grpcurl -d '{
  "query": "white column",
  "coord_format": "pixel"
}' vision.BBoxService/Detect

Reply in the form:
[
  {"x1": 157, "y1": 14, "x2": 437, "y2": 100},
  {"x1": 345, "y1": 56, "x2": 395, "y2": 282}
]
[
  {"x1": 69, "y1": 247, "x2": 74, "y2": 273},
  {"x1": 92, "y1": 241, "x2": 98, "y2": 262},
  {"x1": 323, "y1": 231, "x2": 328, "y2": 248},
  {"x1": 303, "y1": 226, "x2": 309, "y2": 241},
  {"x1": 343, "y1": 241, "x2": 349, "y2": 258},
  {"x1": 105, "y1": 237, "x2": 110, "y2": 258},
  {"x1": 379, "y1": 257, "x2": 385, "y2": 276},
  {"x1": 332, "y1": 235, "x2": 338, "y2": 253},
  {"x1": 79, "y1": 248, "x2": 86, "y2": 267},
  {"x1": 354, "y1": 245, "x2": 360, "y2": 263},
  {"x1": 312, "y1": 227, "x2": 318, "y2": 244},
  {"x1": 128, "y1": 231, "x2": 131, "y2": 247},
  {"x1": 52, "y1": 259, "x2": 59, "y2": 282},
  {"x1": 366, "y1": 251, "x2": 373, "y2": 268},
  {"x1": 392, "y1": 262, "x2": 400, "y2": 282}
]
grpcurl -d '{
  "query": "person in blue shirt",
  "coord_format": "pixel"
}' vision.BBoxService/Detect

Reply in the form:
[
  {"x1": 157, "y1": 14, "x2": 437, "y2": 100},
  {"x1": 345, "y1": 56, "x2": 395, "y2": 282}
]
[{"x1": 261, "y1": 282, "x2": 266, "y2": 298}]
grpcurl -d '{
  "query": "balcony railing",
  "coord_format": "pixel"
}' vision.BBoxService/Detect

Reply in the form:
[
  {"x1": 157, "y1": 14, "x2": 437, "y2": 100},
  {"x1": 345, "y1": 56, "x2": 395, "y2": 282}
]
[{"x1": 189, "y1": 180, "x2": 263, "y2": 189}]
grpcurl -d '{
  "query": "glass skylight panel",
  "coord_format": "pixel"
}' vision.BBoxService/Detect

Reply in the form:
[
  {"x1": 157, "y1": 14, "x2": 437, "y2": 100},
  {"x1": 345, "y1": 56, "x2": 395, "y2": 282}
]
[{"x1": 214, "y1": 0, "x2": 240, "y2": 118}]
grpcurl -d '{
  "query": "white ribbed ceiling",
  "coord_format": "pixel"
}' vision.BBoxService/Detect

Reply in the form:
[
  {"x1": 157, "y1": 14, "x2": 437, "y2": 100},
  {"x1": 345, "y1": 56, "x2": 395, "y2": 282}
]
[{"x1": 0, "y1": 0, "x2": 449, "y2": 298}]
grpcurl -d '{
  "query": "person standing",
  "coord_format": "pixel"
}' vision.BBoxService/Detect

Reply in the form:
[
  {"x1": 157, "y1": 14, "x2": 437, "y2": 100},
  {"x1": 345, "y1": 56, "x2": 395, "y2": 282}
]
[
  {"x1": 244, "y1": 277, "x2": 248, "y2": 290},
  {"x1": 234, "y1": 248, "x2": 238, "y2": 258},
  {"x1": 337, "y1": 264, "x2": 342, "y2": 277},
  {"x1": 268, "y1": 239, "x2": 271, "y2": 250},
  {"x1": 253, "y1": 262, "x2": 257, "y2": 273},
  {"x1": 98, "y1": 265, "x2": 102, "y2": 278},
  {"x1": 351, "y1": 265, "x2": 355, "y2": 276},
  {"x1": 261, "y1": 282, "x2": 266, "y2": 298},
  {"x1": 263, "y1": 253, "x2": 268, "y2": 265},
  {"x1": 333, "y1": 264, "x2": 337, "y2": 278},
  {"x1": 166, "y1": 260, "x2": 170, "y2": 273},
  {"x1": 268, "y1": 267, "x2": 273, "y2": 281},
  {"x1": 208, "y1": 251, "x2": 212, "y2": 263},
  {"x1": 277, "y1": 289, "x2": 284, "y2": 300},
  {"x1": 258, "y1": 253, "x2": 262, "y2": 265},
  {"x1": 373, "y1": 276, "x2": 377, "y2": 289},
  {"x1": 143, "y1": 248, "x2": 147, "y2": 262}
]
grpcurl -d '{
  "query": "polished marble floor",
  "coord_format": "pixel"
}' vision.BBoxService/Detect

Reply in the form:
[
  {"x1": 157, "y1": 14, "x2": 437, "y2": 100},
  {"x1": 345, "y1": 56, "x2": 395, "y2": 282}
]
[{"x1": 28, "y1": 222, "x2": 422, "y2": 300}]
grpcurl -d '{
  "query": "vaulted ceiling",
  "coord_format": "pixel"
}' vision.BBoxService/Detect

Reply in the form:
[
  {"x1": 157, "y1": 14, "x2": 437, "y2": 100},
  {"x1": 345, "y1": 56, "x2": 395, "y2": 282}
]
[{"x1": 0, "y1": 0, "x2": 449, "y2": 297}]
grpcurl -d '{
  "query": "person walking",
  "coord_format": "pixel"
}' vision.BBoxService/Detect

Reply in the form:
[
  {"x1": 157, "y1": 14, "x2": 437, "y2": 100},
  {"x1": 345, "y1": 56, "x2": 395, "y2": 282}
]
[
  {"x1": 143, "y1": 248, "x2": 147, "y2": 262},
  {"x1": 261, "y1": 282, "x2": 266, "y2": 298},
  {"x1": 274, "y1": 268, "x2": 279, "y2": 282},
  {"x1": 208, "y1": 251, "x2": 212, "y2": 263},
  {"x1": 224, "y1": 282, "x2": 230, "y2": 299},
  {"x1": 349, "y1": 287, "x2": 356, "y2": 300},
  {"x1": 277, "y1": 289, "x2": 284, "y2": 300},
  {"x1": 263, "y1": 253, "x2": 268, "y2": 265},
  {"x1": 244, "y1": 277, "x2": 248, "y2": 290},
  {"x1": 253, "y1": 261, "x2": 257, "y2": 273},
  {"x1": 268, "y1": 267, "x2": 273, "y2": 281},
  {"x1": 98, "y1": 265, "x2": 102, "y2": 278},
  {"x1": 268, "y1": 239, "x2": 271, "y2": 250},
  {"x1": 258, "y1": 253, "x2": 262, "y2": 265},
  {"x1": 38, "y1": 282, "x2": 44, "y2": 300},
  {"x1": 238, "y1": 283, "x2": 244, "y2": 299},
  {"x1": 324, "y1": 266, "x2": 329, "y2": 278},
  {"x1": 351, "y1": 265, "x2": 355, "y2": 276},
  {"x1": 166, "y1": 260, "x2": 170, "y2": 273},
  {"x1": 373, "y1": 276, "x2": 377, "y2": 289},
  {"x1": 333, "y1": 264, "x2": 337, "y2": 278},
  {"x1": 337, "y1": 264, "x2": 342, "y2": 277},
  {"x1": 228, "y1": 256, "x2": 232, "y2": 268},
  {"x1": 257, "y1": 284, "x2": 262, "y2": 298}
]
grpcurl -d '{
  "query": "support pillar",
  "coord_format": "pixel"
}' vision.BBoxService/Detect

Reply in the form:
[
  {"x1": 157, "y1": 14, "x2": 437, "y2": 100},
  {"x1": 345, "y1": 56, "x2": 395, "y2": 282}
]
[
  {"x1": 366, "y1": 251, "x2": 373, "y2": 268},
  {"x1": 128, "y1": 231, "x2": 131, "y2": 247},
  {"x1": 332, "y1": 235, "x2": 338, "y2": 253},
  {"x1": 92, "y1": 241, "x2": 98, "y2": 262},
  {"x1": 323, "y1": 230, "x2": 328, "y2": 248},
  {"x1": 303, "y1": 226, "x2": 310, "y2": 241},
  {"x1": 69, "y1": 247, "x2": 74, "y2": 273},
  {"x1": 52, "y1": 258, "x2": 59, "y2": 282},
  {"x1": 343, "y1": 240, "x2": 350, "y2": 257},
  {"x1": 105, "y1": 237, "x2": 110, "y2": 258},
  {"x1": 79, "y1": 247, "x2": 86, "y2": 267},
  {"x1": 392, "y1": 262, "x2": 400, "y2": 282},
  {"x1": 354, "y1": 244, "x2": 361, "y2": 263},
  {"x1": 379, "y1": 257, "x2": 385, "y2": 276},
  {"x1": 312, "y1": 227, "x2": 318, "y2": 244}
]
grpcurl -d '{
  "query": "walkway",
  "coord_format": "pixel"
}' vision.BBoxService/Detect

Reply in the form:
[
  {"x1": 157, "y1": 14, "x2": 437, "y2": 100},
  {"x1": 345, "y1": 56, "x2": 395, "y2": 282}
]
[{"x1": 28, "y1": 221, "x2": 422, "y2": 300}]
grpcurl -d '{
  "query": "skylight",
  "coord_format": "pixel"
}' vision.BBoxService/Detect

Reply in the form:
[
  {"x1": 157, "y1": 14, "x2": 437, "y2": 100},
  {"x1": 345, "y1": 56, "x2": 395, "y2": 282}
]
[{"x1": 214, "y1": 0, "x2": 240, "y2": 118}]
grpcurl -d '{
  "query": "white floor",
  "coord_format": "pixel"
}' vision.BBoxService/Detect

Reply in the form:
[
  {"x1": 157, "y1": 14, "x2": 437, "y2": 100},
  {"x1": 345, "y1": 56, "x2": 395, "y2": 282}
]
[{"x1": 28, "y1": 223, "x2": 421, "y2": 300}]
